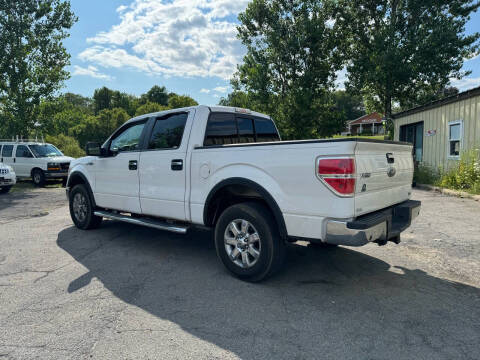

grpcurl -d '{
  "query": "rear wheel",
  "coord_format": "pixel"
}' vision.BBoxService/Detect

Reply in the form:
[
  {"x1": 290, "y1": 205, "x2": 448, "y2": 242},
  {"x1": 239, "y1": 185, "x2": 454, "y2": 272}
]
[
  {"x1": 69, "y1": 184, "x2": 102, "y2": 230},
  {"x1": 32, "y1": 169, "x2": 45, "y2": 187},
  {"x1": 214, "y1": 202, "x2": 286, "y2": 282},
  {"x1": 0, "y1": 186, "x2": 12, "y2": 194}
]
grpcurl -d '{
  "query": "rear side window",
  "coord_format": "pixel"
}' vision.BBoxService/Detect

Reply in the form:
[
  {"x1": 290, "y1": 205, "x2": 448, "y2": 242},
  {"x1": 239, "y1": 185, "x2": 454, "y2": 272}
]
[
  {"x1": 16, "y1": 145, "x2": 33, "y2": 158},
  {"x1": 237, "y1": 117, "x2": 255, "y2": 143},
  {"x1": 148, "y1": 113, "x2": 188, "y2": 150},
  {"x1": 204, "y1": 113, "x2": 238, "y2": 146},
  {"x1": 2, "y1": 145, "x2": 13, "y2": 157},
  {"x1": 204, "y1": 113, "x2": 280, "y2": 146},
  {"x1": 255, "y1": 118, "x2": 280, "y2": 142}
]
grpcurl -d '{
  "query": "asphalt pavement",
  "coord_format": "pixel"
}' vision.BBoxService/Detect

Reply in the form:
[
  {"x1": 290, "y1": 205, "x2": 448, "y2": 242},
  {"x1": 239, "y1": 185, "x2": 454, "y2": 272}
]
[{"x1": 0, "y1": 188, "x2": 479, "y2": 359}]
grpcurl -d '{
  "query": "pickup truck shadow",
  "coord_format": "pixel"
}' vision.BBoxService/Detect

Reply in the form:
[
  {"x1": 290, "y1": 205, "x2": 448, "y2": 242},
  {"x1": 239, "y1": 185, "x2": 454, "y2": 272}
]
[{"x1": 57, "y1": 221, "x2": 480, "y2": 359}]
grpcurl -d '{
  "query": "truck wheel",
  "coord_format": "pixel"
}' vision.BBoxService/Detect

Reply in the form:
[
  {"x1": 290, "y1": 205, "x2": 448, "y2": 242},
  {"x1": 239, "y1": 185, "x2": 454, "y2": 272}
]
[
  {"x1": 214, "y1": 202, "x2": 286, "y2": 282},
  {"x1": 32, "y1": 169, "x2": 45, "y2": 187},
  {"x1": 0, "y1": 186, "x2": 12, "y2": 194},
  {"x1": 69, "y1": 184, "x2": 102, "y2": 230}
]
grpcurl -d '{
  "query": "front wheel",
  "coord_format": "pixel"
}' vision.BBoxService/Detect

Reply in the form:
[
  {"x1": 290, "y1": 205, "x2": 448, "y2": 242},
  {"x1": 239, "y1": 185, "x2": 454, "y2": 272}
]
[
  {"x1": 69, "y1": 184, "x2": 102, "y2": 230},
  {"x1": 0, "y1": 186, "x2": 12, "y2": 194},
  {"x1": 32, "y1": 169, "x2": 45, "y2": 187},
  {"x1": 214, "y1": 202, "x2": 286, "y2": 282}
]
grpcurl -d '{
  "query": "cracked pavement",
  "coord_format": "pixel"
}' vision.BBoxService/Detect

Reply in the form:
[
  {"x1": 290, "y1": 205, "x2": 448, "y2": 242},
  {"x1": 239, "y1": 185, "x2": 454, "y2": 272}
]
[{"x1": 0, "y1": 189, "x2": 479, "y2": 359}]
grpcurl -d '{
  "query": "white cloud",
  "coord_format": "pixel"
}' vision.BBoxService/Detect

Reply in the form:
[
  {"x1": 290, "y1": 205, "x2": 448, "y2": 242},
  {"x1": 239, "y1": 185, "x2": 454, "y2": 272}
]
[
  {"x1": 79, "y1": 0, "x2": 249, "y2": 80},
  {"x1": 450, "y1": 77, "x2": 480, "y2": 91},
  {"x1": 200, "y1": 88, "x2": 210, "y2": 93},
  {"x1": 213, "y1": 86, "x2": 229, "y2": 93},
  {"x1": 72, "y1": 65, "x2": 113, "y2": 80}
]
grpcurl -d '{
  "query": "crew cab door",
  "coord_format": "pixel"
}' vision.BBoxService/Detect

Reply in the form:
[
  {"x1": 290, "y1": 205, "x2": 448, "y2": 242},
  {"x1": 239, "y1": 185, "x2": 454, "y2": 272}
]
[
  {"x1": 94, "y1": 120, "x2": 147, "y2": 213},
  {"x1": 139, "y1": 111, "x2": 193, "y2": 221}
]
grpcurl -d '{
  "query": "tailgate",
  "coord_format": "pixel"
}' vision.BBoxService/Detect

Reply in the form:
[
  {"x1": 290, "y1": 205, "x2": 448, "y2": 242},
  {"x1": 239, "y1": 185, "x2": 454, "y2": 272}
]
[{"x1": 354, "y1": 141, "x2": 414, "y2": 216}]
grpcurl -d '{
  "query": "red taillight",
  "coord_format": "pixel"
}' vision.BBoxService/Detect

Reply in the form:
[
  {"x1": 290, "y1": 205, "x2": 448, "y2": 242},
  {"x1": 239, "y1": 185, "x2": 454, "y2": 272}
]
[
  {"x1": 317, "y1": 158, "x2": 356, "y2": 196},
  {"x1": 318, "y1": 158, "x2": 355, "y2": 175}
]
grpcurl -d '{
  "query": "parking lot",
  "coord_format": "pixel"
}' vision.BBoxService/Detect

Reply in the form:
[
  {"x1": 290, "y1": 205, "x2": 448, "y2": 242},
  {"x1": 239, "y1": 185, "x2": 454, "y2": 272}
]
[{"x1": 0, "y1": 188, "x2": 479, "y2": 359}]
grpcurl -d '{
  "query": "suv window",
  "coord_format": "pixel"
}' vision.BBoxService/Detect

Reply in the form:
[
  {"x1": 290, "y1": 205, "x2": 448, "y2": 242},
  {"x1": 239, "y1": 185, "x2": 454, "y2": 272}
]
[
  {"x1": 148, "y1": 113, "x2": 188, "y2": 150},
  {"x1": 16, "y1": 145, "x2": 33, "y2": 158},
  {"x1": 110, "y1": 121, "x2": 146, "y2": 153},
  {"x1": 2, "y1": 145, "x2": 13, "y2": 157},
  {"x1": 254, "y1": 117, "x2": 280, "y2": 142},
  {"x1": 204, "y1": 113, "x2": 238, "y2": 146}
]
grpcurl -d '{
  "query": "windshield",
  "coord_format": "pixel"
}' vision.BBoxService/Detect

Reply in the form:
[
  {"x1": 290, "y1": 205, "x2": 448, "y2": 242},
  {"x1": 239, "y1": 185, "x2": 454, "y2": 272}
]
[{"x1": 29, "y1": 144, "x2": 63, "y2": 158}]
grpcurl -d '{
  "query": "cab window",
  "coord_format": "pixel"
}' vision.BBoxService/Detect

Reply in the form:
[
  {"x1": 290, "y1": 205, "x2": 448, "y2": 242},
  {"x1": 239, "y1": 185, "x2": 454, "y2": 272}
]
[
  {"x1": 148, "y1": 113, "x2": 188, "y2": 150},
  {"x1": 204, "y1": 113, "x2": 238, "y2": 146},
  {"x1": 254, "y1": 117, "x2": 280, "y2": 142},
  {"x1": 110, "y1": 121, "x2": 146, "y2": 153}
]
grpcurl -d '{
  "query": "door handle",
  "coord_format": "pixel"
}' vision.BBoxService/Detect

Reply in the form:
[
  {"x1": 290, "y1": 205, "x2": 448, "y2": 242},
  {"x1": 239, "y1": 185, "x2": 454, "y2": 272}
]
[
  {"x1": 129, "y1": 160, "x2": 138, "y2": 170},
  {"x1": 386, "y1": 153, "x2": 395, "y2": 164},
  {"x1": 171, "y1": 159, "x2": 183, "y2": 171}
]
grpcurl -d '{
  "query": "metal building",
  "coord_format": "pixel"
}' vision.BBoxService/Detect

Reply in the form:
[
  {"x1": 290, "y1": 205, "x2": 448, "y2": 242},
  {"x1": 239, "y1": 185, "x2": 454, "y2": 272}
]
[{"x1": 393, "y1": 86, "x2": 480, "y2": 168}]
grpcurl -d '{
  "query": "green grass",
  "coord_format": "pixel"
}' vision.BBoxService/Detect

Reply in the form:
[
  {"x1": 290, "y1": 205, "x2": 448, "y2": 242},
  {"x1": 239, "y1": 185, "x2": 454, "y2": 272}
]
[{"x1": 10, "y1": 180, "x2": 63, "y2": 193}]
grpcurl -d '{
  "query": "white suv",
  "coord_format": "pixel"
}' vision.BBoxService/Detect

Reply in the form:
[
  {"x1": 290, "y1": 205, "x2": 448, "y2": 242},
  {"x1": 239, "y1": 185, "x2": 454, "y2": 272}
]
[
  {"x1": 0, "y1": 162, "x2": 16, "y2": 194},
  {"x1": 0, "y1": 141, "x2": 73, "y2": 186}
]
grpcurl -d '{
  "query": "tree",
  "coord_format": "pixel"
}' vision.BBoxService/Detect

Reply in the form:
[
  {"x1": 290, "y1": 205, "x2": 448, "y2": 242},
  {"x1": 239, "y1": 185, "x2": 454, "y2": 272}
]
[
  {"x1": 146, "y1": 85, "x2": 169, "y2": 106},
  {"x1": 135, "y1": 101, "x2": 168, "y2": 117},
  {"x1": 234, "y1": 0, "x2": 345, "y2": 139},
  {"x1": 70, "y1": 108, "x2": 130, "y2": 147},
  {"x1": 332, "y1": 90, "x2": 365, "y2": 121},
  {"x1": 335, "y1": 0, "x2": 480, "y2": 131},
  {"x1": 45, "y1": 133, "x2": 84, "y2": 158},
  {"x1": 0, "y1": 0, "x2": 77, "y2": 138},
  {"x1": 168, "y1": 94, "x2": 198, "y2": 108}
]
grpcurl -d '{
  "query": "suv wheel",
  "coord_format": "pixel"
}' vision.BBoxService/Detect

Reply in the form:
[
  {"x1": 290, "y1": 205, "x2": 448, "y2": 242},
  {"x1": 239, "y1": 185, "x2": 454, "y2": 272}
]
[
  {"x1": 0, "y1": 186, "x2": 12, "y2": 194},
  {"x1": 32, "y1": 169, "x2": 45, "y2": 187},
  {"x1": 215, "y1": 202, "x2": 286, "y2": 282},
  {"x1": 69, "y1": 184, "x2": 102, "y2": 230}
]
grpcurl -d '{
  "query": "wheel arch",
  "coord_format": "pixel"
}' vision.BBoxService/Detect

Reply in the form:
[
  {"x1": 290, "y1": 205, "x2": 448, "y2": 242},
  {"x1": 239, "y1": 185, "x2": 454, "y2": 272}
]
[
  {"x1": 67, "y1": 171, "x2": 96, "y2": 207},
  {"x1": 203, "y1": 177, "x2": 288, "y2": 240}
]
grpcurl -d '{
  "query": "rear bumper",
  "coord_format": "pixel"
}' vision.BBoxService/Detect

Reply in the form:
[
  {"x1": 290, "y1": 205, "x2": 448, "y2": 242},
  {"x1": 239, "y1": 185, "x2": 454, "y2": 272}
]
[{"x1": 324, "y1": 200, "x2": 421, "y2": 246}]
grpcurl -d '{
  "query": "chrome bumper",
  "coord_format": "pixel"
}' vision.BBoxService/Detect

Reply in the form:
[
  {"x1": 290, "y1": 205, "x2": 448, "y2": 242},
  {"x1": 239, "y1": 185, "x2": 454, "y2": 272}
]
[{"x1": 324, "y1": 200, "x2": 421, "y2": 247}]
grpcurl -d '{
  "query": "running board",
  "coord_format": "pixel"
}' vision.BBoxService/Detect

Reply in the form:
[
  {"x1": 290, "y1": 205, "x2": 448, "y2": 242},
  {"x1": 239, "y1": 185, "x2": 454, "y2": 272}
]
[{"x1": 94, "y1": 210, "x2": 189, "y2": 234}]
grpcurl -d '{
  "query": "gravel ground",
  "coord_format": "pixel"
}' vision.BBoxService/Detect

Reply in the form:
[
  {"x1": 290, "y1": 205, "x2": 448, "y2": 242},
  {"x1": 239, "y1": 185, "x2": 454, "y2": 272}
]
[{"x1": 0, "y1": 189, "x2": 479, "y2": 359}]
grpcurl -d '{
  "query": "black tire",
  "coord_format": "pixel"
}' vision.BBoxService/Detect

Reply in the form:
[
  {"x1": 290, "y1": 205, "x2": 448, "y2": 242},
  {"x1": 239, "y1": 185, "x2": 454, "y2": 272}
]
[
  {"x1": 0, "y1": 186, "x2": 12, "y2": 194},
  {"x1": 32, "y1": 169, "x2": 45, "y2": 187},
  {"x1": 214, "y1": 202, "x2": 286, "y2": 282},
  {"x1": 69, "y1": 184, "x2": 102, "y2": 230}
]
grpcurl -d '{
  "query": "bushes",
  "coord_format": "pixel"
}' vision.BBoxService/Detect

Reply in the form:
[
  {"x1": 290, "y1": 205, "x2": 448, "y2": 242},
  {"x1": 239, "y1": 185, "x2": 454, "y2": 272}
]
[
  {"x1": 439, "y1": 150, "x2": 480, "y2": 194},
  {"x1": 45, "y1": 134, "x2": 85, "y2": 158},
  {"x1": 414, "y1": 149, "x2": 480, "y2": 194},
  {"x1": 413, "y1": 163, "x2": 441, "y2": 185}
]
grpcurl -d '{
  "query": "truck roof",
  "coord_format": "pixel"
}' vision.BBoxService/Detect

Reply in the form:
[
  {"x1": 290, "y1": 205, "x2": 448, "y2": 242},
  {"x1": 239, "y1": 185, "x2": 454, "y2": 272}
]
[{"x1": 125, "y1": 105, "x2": 270, "y2": 124}]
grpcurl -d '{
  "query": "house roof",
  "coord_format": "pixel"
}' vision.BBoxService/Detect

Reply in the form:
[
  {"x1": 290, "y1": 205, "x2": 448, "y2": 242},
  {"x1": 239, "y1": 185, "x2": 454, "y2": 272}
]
[
  {"x1": 393, "y1": 85, "x2": 480, "y2": 119},
  {"x1": 348, "y1": 112, "x2": 383, "y2": 125}
]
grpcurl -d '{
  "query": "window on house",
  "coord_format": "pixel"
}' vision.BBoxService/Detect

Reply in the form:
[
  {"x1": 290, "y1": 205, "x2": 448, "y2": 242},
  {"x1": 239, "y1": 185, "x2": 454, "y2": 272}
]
[{"x1": 448, "y1": 121, "x2": 462, "y2": 158}]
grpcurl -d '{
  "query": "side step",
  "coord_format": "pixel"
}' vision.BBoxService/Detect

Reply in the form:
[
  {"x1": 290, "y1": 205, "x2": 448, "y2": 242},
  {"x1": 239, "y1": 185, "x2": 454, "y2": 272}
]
[{"x1": 94, "y1": 210, "x2": 189, "y2": 234}]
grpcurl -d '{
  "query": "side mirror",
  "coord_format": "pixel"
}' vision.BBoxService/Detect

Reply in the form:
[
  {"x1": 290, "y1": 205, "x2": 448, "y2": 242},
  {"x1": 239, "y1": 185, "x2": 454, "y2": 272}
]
[{"x1": 85, "y1": 142, "x2": 103, "y2": 156}]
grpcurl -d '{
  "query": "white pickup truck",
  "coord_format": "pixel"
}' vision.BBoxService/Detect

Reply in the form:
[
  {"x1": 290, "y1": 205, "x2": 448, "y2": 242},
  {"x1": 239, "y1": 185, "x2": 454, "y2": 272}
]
[{"x1": 67, "y1": 105, "x2": 421, "y2": 281}]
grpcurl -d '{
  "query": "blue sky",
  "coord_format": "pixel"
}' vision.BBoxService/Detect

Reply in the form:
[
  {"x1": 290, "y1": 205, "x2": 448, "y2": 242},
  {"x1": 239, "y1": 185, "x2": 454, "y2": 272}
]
[{"x1": 63, "y1": 0, "x2": 480, "y2": 105}]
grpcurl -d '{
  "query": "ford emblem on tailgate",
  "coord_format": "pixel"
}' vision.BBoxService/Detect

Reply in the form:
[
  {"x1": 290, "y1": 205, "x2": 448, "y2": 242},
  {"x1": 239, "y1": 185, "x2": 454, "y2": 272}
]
[{"x1": 387, "y1": 167, "x2": 396, "y2": 177}]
